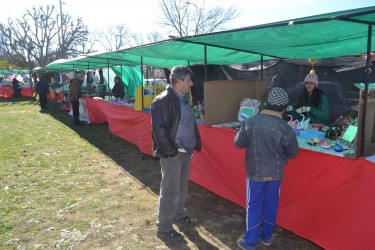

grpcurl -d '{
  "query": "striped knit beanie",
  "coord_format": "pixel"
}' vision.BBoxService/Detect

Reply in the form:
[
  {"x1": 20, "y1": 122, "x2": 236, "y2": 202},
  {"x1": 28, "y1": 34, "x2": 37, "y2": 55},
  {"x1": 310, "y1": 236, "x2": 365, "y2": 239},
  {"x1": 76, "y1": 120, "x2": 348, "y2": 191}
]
[{"x1": 265, "y1": 87, "x2": 289, "y2": 112}]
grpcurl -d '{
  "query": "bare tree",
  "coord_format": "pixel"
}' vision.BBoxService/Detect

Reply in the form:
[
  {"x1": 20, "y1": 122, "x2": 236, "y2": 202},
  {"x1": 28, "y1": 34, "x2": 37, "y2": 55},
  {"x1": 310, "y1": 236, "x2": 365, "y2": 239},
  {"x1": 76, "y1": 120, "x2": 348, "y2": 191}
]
[
  {"x1": 0, "y1": 5, "x2": 92, "y2": 69},
  {"x1": 96, "y1": 24, "x2": 133, "y2": 52},
  {"x1": 158, "y1": 0, "x2": 239, "y2": 36},
  {"x1": 130, "y1": 33, "x2": 145, "y2": 47},
  {"x1": 146, "y1": 31, "x2": 164, "y2": 43}
]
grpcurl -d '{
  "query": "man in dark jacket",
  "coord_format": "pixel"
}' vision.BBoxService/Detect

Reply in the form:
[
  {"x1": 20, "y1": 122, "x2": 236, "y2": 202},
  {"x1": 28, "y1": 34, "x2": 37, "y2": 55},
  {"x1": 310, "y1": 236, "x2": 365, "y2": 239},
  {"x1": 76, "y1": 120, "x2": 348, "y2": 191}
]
[
  {"x1": 234, "y1": 87, "x2": 299, "y2": 250},
  {"x1": 35, "y1": 74, "x2": 50, "y2": 109},
  {"x1": 12, "y1": 77, "x2": 21, "y2": 97},
  {"x1": 151, "y1": 66, "x2": 201, "y2": 242}
]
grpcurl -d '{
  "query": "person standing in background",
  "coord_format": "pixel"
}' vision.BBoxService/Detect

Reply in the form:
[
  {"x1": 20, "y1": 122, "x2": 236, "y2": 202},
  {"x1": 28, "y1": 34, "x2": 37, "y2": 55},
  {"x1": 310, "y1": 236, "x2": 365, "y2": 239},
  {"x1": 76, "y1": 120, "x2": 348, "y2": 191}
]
[
  {"x1": 12, "y1": 77, "x2": 21, "y2": 97},
  {"x1": 68, "y1": 71, "x2": 85, "y2": 125},
  {"x1": 234, "y1": 87, "x2": 299, "y2": 250},
  {"x1": 35, "y1": 74, "x2": 49, "y2": 110}
]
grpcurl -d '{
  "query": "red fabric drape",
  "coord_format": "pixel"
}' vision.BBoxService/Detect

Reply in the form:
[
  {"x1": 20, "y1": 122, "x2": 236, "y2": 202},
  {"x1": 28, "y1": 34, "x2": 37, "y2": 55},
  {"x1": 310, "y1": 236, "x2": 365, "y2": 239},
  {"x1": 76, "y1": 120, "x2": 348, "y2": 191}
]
[
  {"x1": 85, "y1": 98, "x2": 153, "y2": 155},
  {"x1": 0, "y1": 85, "x2": 34, "y2": 98},
  {"x1": 85, "y1": 98, "x2": 375, "y2": 250},
  {"x1": 278, "y1": 150, "x2": 375, "y2": 250},
  {"x1": 0, "y1": 85, "x2": 13, "y2": 98},
  {"x1": 20, "y1": 86, "x2": 34, "y2": 97}
]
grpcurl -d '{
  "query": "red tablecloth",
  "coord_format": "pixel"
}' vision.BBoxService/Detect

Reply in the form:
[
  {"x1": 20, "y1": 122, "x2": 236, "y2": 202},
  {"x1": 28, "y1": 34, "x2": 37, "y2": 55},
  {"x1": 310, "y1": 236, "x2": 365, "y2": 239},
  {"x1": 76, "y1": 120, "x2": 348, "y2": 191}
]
[
  {"x1": 20, "y1": 86, "x2": 34, "y2": 97},
  {"x1": 85, "y1": 98, "x2": 375, "y2": 250},
  {"x1": 0, "y1": 85, "x2": 34, "y2": 98},
  {"x1": 0, "y1": 85, "x2": 13, "y2": 98},
  {"x1": 86, "y1": 98, "x2": 152, "y2": 155}
]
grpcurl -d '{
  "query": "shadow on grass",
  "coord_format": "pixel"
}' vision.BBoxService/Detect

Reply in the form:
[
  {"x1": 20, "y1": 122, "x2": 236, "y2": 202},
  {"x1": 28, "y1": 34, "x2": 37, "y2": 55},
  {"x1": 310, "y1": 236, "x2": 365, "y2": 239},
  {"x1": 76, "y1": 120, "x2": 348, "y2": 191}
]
[
  {"x1": 40, "y1": 101, "x2": 322, "y2": 250},
  {"x1": 0, "y1": 96, "x2": 38, "y2": 106}
]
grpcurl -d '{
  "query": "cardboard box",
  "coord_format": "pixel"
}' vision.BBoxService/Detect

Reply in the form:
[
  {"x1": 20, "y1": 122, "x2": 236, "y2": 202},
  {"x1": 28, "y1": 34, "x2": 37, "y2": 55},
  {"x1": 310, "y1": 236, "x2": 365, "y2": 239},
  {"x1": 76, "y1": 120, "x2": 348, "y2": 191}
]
[{"x1": 203, "y1": 80, "x2": 266, "y2": 125}]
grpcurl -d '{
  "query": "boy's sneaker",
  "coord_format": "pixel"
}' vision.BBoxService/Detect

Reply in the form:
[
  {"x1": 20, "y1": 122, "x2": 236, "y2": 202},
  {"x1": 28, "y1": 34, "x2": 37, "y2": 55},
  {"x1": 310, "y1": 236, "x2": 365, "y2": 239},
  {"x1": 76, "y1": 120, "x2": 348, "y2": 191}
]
[
  {"x1": 237, "y1": 239, "x2": 256, "y2": 250},
  {"x1": 157, "y1": 229, "x2": 184, "y2": 242},
  {"x1": 260, "y1": 237, "x2": 272, "y2": 246},
  {"x1": 177, "y1": 216, "x2": 198, "y2": 227}
]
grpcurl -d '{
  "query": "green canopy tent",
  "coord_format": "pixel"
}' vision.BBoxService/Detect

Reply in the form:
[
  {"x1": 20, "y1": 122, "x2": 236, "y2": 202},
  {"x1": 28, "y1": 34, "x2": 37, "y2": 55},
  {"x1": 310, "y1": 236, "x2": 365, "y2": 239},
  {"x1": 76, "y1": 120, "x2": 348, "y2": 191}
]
[
  {"x1": 173, "y1": 6, "x2": 375, "y2": 157},
  {"x1": 0, "y1": 69, "x2": 30, "y2": 75},
  {"x1": 36, "y1": 6, "x2": 375, "y2": 71},
  {"x1": 175, "y1": 6, "x2": 375, "y2": 59},
  {"x1": 37, "y1": 6, "x2": 375, "y2": 156}
]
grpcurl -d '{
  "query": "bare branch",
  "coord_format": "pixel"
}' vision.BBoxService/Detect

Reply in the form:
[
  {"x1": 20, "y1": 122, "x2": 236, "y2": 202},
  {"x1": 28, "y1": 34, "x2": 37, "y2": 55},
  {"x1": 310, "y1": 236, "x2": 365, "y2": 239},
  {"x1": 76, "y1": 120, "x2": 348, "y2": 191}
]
[
  {"x1": 0, "y1": 4, "x2": 90, "y2": 69},
  {"x1": 158, "y1": 0, "x2": 239, "y2": 36}
]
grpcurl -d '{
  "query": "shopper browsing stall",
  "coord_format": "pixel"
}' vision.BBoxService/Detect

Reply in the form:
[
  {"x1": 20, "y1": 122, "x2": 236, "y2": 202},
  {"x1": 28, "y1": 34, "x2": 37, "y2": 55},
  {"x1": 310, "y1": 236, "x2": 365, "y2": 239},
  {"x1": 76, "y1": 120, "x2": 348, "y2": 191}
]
[
  {"x1": 289, "y1": 70, "x2": 330, "y2": 125},
  {"x1": 12, "y1": 77, "x2": 21, "y2": 97},
  {"x1": 68, "y1": 71, "x2": 85, "y2": 125},
  {"x1": 35, "y1": 74, "x2": 49, "y2": 110},
  {"x1": 81, "y1": 71, "x2": 97, "y2": 94},
  {"x1": 234, "y1": 87, "x2": 299, "y2": 250},
  {"x1": 151, "y1": 66, "x2": 201, "y2": 242}
]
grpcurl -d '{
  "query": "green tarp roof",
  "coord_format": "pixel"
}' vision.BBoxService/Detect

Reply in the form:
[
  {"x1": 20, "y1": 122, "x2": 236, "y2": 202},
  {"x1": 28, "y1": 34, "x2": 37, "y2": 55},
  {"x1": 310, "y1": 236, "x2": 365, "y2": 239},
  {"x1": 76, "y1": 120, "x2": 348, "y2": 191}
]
[
  {"x1": 177, "y1": 6, "x2": 375, "y2": 59},
  {"x1": 37, "y1": 6, "x2": 375, "y2": 72},
  {"x1": 0, "y1": 69, "x2": 30, "y2": 75}
]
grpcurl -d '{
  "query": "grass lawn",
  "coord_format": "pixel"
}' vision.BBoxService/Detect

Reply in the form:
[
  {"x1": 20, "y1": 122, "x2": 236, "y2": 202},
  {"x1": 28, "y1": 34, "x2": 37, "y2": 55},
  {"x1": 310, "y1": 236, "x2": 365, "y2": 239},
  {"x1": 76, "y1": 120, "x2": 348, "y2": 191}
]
[{"x1": 0, "y1": 98, "x2": 322, "y2": 250}]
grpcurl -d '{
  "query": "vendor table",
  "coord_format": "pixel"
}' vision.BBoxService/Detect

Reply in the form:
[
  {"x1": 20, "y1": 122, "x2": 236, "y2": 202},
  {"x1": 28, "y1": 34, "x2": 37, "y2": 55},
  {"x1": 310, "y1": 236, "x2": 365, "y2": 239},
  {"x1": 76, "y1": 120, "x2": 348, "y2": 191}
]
[
  {"x1": 85, "y1": 98, "x2": 374, "y2": 250},
  {"x1": 0, "y1": 85, "x2": 34, "y2": 98}
]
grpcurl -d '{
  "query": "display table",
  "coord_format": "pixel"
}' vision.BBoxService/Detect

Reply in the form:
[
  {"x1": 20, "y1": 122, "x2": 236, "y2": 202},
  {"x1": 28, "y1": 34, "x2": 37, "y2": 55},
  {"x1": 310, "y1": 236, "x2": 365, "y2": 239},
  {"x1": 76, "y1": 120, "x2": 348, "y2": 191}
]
[
  {"x1": 86, "y1": 98, "x2": 152, "y2": 155},
  {"x1": 0, "y1": 85, "x2": 13, "y2": 98},
  {"x1": 0, "y1": 84, "x2": 34, "y2": 98},
  {"x1": 20, "y1": 84, "x2": 34, "y2": 97},
  {"x1": 85, "y1": 98, "x2": 374, "y2": 250}
]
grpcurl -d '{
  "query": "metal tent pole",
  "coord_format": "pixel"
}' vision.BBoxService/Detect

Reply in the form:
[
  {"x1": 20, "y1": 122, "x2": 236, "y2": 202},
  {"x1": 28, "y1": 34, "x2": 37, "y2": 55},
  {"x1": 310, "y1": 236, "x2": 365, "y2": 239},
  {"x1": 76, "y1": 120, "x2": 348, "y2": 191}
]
[
  {"x1": 141, "y1": 56, "x2": 144, "y2": 110},
  {"x1": 360, "y1": 24, "x2": 373, "y2": 157},
  {"x1": 121, "y1": 65, "x2": 123, "y2": 97},
  {"x1": 107, "y1": 59, "x2": 110, "y2": 98},
  {"x1": 261, "y1": 55, "x2": 264, "y2": 80},
  {"x1": 204, "y1": 45, "x2": 207, "y2": 82}
]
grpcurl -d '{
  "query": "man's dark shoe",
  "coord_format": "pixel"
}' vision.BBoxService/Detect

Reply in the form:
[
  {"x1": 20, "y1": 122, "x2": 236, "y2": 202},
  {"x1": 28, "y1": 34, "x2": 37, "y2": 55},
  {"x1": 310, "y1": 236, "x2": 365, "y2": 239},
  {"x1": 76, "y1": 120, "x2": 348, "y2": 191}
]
[
  {"x1": 157, "y1": 229, "x2": 184, "y2": 242},
  {"x1": 177, "y1": 216, "x2": 198, "y2": 227}
]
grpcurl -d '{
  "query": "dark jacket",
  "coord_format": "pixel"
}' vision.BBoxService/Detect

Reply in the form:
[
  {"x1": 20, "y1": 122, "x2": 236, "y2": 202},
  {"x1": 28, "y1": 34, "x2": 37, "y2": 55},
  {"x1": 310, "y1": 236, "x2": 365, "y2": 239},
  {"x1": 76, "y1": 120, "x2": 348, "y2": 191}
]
[
  {"x1": 234, "y1": 111, "x2": 299, "y2": 180},
  {"x1": 35, "y1": 79, "x2": 49, "y2": 95},
  {"x1": 112, "y1": 82, "x2": 125, "y2": 99},
  {"x1": 12, "y1": 78, "x2": 20, "y2": 89},
  {"x1": 151, "y1": 86, "x2": 201, "y2": 158}
]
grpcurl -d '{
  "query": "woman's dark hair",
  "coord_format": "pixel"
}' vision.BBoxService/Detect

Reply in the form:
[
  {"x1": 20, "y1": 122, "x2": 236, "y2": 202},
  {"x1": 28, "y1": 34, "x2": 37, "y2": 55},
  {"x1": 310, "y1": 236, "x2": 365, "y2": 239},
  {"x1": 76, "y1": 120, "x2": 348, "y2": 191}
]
[
  {"x1": 296, "y1": 85, "x2": 326, "y2": 108},
  {"x1": 114, "y1": 76, "x2": 121, "y2": 82}
]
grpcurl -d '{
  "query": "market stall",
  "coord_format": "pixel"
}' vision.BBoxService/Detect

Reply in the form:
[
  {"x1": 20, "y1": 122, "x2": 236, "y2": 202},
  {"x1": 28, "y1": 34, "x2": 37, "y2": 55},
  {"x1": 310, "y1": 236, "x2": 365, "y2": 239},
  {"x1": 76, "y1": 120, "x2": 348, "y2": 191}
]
[
  {"x1": 36, "y1": 6, "x2": 375, "y2": 249},
  {"x1": 0, "y1": 84, "x2": 34, "y2": 98},
  {"x1": 85, "y1": 96, "x2": 374, "y2": 250}
]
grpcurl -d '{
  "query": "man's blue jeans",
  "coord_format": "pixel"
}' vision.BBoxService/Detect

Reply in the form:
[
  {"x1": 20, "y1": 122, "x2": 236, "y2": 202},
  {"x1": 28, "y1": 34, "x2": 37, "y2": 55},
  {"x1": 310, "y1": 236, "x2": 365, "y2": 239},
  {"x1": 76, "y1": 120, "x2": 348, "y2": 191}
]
[{"x1": 244, "y1": 179, "x2": 282, "y2": 246}]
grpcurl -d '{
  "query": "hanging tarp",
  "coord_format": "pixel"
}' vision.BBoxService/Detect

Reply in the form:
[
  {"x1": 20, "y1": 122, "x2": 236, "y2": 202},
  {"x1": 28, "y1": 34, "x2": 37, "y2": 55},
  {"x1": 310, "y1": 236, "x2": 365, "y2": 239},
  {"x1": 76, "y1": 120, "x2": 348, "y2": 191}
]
[
  {"x1": 177, "y1": 6, "x2": 375, "y2": 59},
  {"x1": 112, "y1": 66, "x2": 143, "y2": 98},
  {"x1": 0, "y1": 69, "x2": 29, "y2": 75},
  {"x1": 37, "y1": 6, "x2": 375, "y2": 72}
]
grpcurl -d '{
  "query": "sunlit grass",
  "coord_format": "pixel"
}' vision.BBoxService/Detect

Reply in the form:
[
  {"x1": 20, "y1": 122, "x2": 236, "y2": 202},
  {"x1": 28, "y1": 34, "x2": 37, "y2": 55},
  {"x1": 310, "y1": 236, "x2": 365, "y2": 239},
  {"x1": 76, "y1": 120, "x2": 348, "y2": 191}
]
[{"x1": 0, "y1": 98, "x2": 161, "y2": 249}]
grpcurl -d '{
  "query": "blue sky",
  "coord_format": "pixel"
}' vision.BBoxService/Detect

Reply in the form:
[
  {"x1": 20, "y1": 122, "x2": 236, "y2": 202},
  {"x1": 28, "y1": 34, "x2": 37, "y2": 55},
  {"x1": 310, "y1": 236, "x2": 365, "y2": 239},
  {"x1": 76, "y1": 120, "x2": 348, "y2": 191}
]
[{"x1": 1, "y1": 0, "x2": 374, "y2": 38}]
